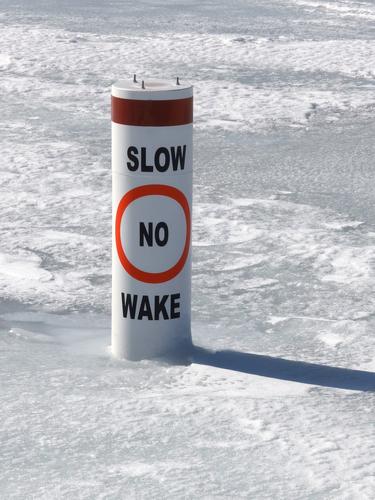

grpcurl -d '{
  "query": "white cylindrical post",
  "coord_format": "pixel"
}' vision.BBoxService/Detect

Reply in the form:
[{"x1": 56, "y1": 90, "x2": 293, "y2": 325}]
[{"x1": 111, "y1": 77, "x2": 193, "y2": 361}]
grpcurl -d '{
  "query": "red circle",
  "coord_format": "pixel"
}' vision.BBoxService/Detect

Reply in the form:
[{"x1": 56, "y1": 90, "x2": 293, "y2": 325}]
[{"x1": 115, "y1": 184, "x2": 191, "y2": 283}]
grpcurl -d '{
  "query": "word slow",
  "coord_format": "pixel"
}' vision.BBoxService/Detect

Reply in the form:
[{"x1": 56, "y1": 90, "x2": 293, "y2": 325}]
[{"x1": 126, "y1": 145, "x2": 186, "y2": 172}]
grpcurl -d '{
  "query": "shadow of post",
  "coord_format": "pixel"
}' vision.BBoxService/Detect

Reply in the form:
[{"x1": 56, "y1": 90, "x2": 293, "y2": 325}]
[{"x1": 192, "y1": 346, "x2": 375, "y2": 392}]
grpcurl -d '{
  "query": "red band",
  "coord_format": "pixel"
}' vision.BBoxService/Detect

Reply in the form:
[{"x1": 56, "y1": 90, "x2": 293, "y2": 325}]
[{"x1": 111, "y1": 95, "x2": 193, "y2": 127}]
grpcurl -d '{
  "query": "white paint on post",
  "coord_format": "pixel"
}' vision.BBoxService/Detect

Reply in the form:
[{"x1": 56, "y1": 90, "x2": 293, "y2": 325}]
[{"x1": 111, "y1": 78, "x2": 193, "y2": 361}]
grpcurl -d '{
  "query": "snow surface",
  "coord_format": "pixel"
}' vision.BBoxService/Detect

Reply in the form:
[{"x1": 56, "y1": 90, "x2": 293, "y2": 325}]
[{"x1": 1, "y1": 0, "x2": 375, "y2": 498}]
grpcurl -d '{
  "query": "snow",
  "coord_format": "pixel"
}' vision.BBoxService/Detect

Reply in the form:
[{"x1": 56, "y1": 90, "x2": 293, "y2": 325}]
[{"x1": 1, "y1": 0, "x2": 375, "y2": 498}]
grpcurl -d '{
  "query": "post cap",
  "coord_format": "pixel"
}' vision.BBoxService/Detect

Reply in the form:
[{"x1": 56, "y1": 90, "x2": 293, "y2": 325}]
[{"x1": 112, "y1": 78, "x2": 193, "y2": 101}]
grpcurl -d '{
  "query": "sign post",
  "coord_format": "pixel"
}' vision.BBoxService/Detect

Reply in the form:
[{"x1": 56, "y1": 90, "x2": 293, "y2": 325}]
[{"x1": 111, "y1": 77, "x2": 193, "y2": 360}]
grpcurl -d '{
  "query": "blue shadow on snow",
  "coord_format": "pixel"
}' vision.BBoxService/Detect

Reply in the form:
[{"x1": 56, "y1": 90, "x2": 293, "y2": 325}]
[{"x1": 192, "y1": 347, "x2": 375, "y2": 392}]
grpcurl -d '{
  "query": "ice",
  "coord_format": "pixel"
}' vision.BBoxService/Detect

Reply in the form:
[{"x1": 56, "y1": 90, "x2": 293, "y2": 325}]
[
  {"x1": 0, "y1": 53, "x2": 10, "y2": 69},
  {"x1": 0, "y1": 251, "x2": 52, "y2": 282},
  {"x1": 1, "y1": 0, "x2": 375, "y2": 498},
  {"x1": 317, "y1": 331, "x2": 345, "y2": 347}
]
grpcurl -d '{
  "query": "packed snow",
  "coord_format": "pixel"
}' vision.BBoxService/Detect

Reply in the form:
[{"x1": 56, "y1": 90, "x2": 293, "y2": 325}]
[{"x1": 0, "y1": 0, "x2": 375, "y2": 498}]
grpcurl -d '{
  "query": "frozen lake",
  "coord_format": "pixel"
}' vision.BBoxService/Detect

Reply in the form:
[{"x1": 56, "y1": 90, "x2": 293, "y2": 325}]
[{"x1": 1, "y1": 0, "x2": 375, "y2": 498}]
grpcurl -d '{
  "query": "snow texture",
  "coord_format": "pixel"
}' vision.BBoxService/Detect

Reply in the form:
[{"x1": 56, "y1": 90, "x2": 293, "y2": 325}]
[{"x1": 0, "y1": 0, "x2": 375, "y2": 498}]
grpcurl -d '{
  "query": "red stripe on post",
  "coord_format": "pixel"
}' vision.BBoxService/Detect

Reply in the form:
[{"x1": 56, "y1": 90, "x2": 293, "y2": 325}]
[{"x1": 111, "y1": 96, "x2": 193, "y2": 127}]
